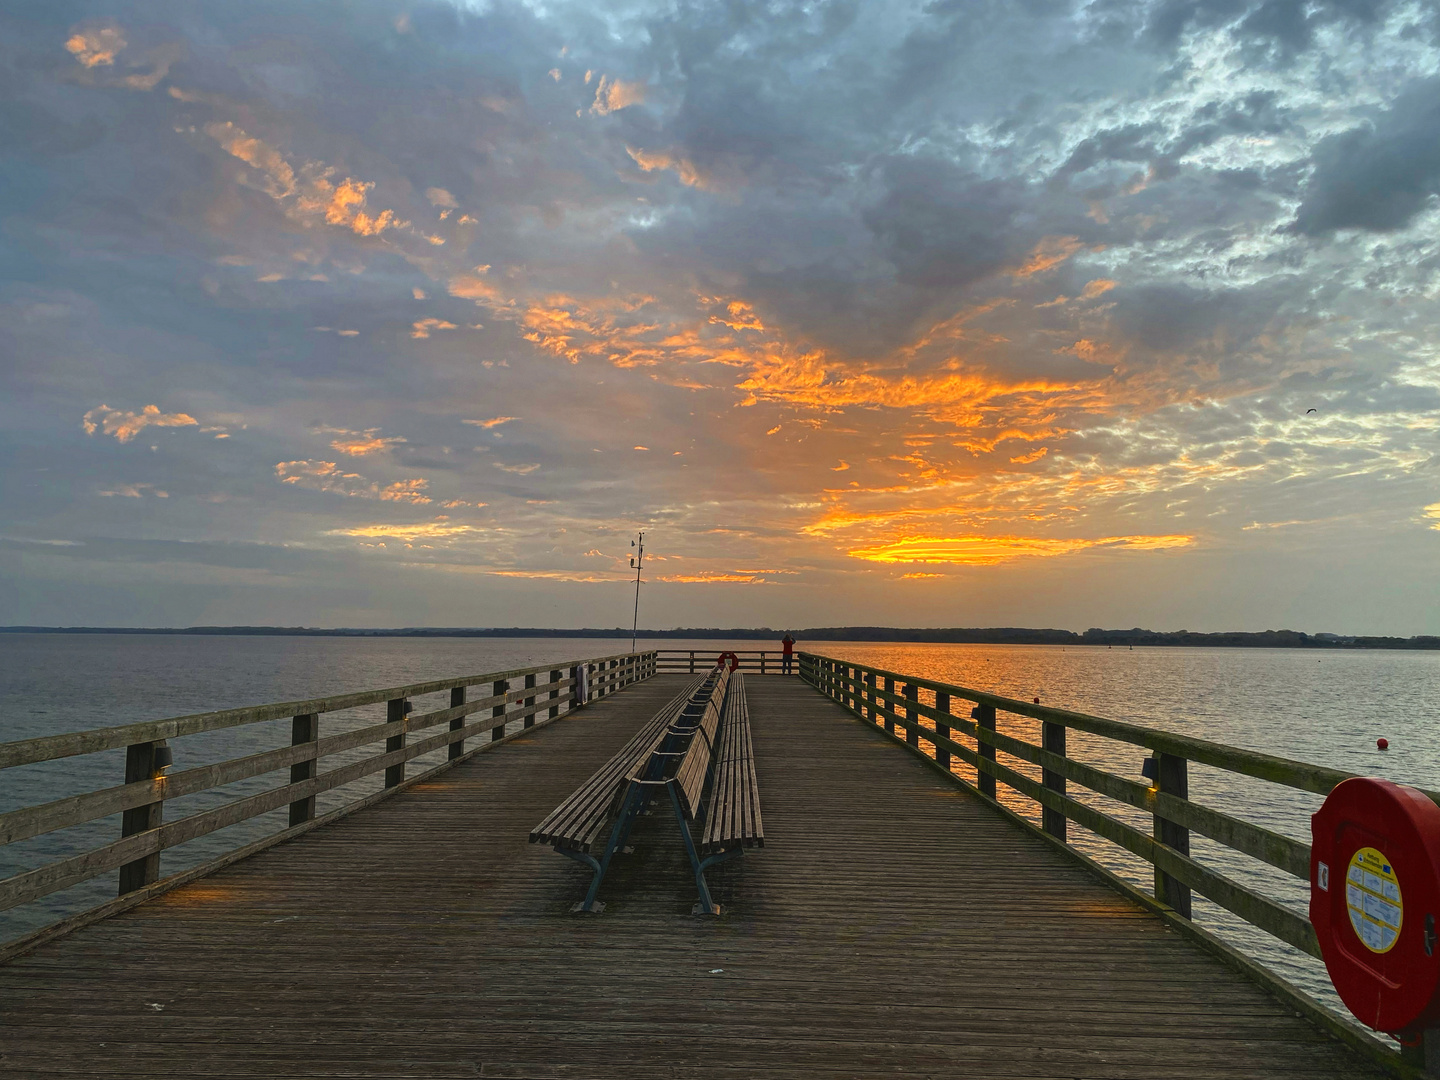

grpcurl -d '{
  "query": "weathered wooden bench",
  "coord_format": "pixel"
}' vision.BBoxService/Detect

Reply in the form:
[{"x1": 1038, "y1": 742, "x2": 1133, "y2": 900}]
[
  {"x1": 528, "y1": 672, "x2": 707, "y2": 871},
  {"x1": 530, "y1": 668, "x2": 761, "y2": 914}
]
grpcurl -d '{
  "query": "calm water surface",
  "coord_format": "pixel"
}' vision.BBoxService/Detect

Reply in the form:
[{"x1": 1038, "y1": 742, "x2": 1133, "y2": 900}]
[{"x1": 3, "y1": 633, "x2": 1437, "y2": 1035}]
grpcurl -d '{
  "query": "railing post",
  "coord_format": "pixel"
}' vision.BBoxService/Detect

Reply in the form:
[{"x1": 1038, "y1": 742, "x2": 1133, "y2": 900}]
[
  {"x1": 523, "y1": 673, "x2": 537, "y2": 728},
  {"x1": 118, "y1": 740, "x2": 166, "y2": 894},
  {"x1": 934, "y1": 691, "x2": 951, "y2": 771},
  {"x1": 570, "y1": 664, "x2": 582, "y2": 711},
  {"x1": 883, "y1": 676, "x2": 895, "y2": 734},
  {"x1": 1041, "y1": 720, "x2": 1066, "y2": 841},
  {"x1": 761, "y1": 651, "x2": 766, "y2": 674},
  {"x1": 384, "y1": 697, "x2": 406, "y2": 788},
  {"x1": 1401, "y1": 1031, "x2": 1440, "y2": 1074},
  {"x1": 289, "y1": 713, "x2": 320, "y2": 823},
  {"x1": 1155, "y1": 753, "x2": 1192, "y2": 917},
  {"x1": 904, "y1": 682, "x2": 919, "y2": 747},
  {"x1": 689, "y1": 650, "x2": 695, "y2": 673},
  {"x1": 549, "y1": 669, "x2": 562, "y2": 718},
  {"x1": 492, "y1": 679, "x2": 508, "y2": 741},
  {"x1": 448, "y1": 688, "x2": 466, "y2": 760},
  {"x1": 975, "y1": 704, "x2": 997, "y2": 798}
]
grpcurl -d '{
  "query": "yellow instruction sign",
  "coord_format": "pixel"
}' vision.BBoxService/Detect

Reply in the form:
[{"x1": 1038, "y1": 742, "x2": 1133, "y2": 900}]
[{"x1": 1347, "y1": 846, "x2": 1402, "y2": 954}]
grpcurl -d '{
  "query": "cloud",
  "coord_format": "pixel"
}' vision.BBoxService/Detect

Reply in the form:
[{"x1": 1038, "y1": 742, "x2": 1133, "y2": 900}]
[
  {"x1": 83, "y1": 404, "x2": 198, "y2": 443},
  {"x1": 1291, "y1": 77, "x2": 1440, "y2": 235},
  {"x1": 411, "y1": 318, "x2": 457, "y2": 339},
  {"x1": 98, "y1": 483, "x2": 168, "y2": 498},
  {"x1": 204, "y1": 122, "x2": 296, "y2": 198},
  {"x1": 329, "y1": 521, "x2": 481, "y2": 541},
  {"x1": 463, "y1": 416, "x2": 517, "y2": 429},
  {"x1": 626, "y1": 146, "x2": 707, "y2": 188},
  {"x1": 274, "y1": 461, "x2": 431, "y2": 504},
  {"x1": 1012, "y1": 236, "x2": 1083, "y2": 278},
  {"x1": 425, "y1": 187, "x2": 457, "y2": 209},
  {"x1": 849, "y1": 535, "x2": 1196, "y2": 566},
  {"x1": 591, "y1": 75, "x2": 646, "y2": 115},
  {"x1": 65, "y1": 26, "x2": 125, "y2": 68},
  {"x1": 327, "y1": 430, "x2": 406, "y2": 456},
  {"x1": 1426, "y1": 504, "x2": 1440, "y2": 531},
  {"x1": 205, "y1": 123, "x2": 407, "y2": 237},
  {"x1": 493, "y1": 462, "x2": 541, "y2": 474}
]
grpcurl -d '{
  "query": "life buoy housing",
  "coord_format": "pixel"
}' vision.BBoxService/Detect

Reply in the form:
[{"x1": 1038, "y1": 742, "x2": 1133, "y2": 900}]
[{"x1": 715, "y1": 651, "x2": 740, "y2": 672}]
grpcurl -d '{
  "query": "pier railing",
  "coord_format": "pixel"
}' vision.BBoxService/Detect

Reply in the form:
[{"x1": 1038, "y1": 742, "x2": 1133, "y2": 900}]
[
  {"x1": 653, "y1": 649, "x2": 794, "y2": 674},
  {"x1": 798, "y1": 651, "x2": 1438, "y2": 1062},
  {"x1": 0, "y1": 650, "x2": 656, "y2": 958}
]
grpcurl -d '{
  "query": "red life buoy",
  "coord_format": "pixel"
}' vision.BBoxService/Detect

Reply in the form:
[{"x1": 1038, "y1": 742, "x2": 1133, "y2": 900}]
[{"x1": 716, "y1": 651, "x2": 739, "y2": 672}]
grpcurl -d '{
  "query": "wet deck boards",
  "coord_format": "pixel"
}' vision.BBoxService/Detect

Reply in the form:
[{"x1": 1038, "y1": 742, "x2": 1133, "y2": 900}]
[{"x1": 0, "y1": 675, "x2": 1378, "y2": 1078}]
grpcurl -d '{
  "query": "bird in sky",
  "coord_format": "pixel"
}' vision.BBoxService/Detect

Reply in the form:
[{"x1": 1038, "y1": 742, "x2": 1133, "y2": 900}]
[{"x1": 1306, "y1": 408, "x2": 1317, "y2": 413}]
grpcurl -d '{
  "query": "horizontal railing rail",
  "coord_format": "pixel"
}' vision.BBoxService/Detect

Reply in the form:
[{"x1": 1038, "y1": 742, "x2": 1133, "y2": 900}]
[
  {"x1": 653, "y1": 648, "x2": 797, "y2": 674},
  {"x1": 797, "y1": 651, "x2": 1435, "y2": 1047},
  {"x1": 0, "y1": 650, "x2": 656, "y2": 955}
]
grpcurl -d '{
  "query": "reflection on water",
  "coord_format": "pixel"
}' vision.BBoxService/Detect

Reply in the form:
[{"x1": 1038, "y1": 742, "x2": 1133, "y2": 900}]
[
  {"x1": 805, "y1": 640, "x2": 1440, "y2": 1037},
  {"x1": 4, "y1": 633, "x2": 1437, "y2": 1039}
]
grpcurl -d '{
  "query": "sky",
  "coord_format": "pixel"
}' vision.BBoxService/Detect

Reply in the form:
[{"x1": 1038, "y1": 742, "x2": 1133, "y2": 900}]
[{"x1": 2, "y1": 0, "x2": 1440, "y2": 634}]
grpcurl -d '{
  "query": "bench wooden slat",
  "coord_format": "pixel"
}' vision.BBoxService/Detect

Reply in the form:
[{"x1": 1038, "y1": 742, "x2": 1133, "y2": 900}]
[{"x1": 701, "y1": 673, "x2": 763, "y2": 853}]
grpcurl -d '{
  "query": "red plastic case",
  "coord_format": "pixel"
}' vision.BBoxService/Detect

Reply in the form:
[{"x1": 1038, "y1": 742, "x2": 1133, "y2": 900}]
[{"x1": 1311, "y1": 777, "x2": 1440, "y2": 1036}]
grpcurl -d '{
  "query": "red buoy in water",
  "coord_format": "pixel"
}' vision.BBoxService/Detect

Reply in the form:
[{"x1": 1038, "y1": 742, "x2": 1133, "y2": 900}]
[{"x1": 1378, "y1": 738, "x2": 1390, "y2": 751}]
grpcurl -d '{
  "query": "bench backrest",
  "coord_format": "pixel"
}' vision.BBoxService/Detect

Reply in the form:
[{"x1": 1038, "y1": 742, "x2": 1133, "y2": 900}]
[{"x1": 674, "y1": 668, "x2": 732, "y2": 818}]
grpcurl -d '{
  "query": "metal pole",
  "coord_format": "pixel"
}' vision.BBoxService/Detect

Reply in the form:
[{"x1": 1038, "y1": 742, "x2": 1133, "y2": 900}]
[{"x1": 630, "y1": 531, "x2": 644, "y2": 653}]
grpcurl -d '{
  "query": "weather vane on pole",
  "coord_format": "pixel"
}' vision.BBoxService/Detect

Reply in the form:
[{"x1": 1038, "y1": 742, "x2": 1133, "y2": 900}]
[{"x1": 630, "y1": 531, "x2": 645, "y2": 653}]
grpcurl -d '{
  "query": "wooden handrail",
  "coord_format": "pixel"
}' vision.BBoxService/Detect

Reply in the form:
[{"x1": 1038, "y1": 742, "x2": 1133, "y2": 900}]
[
  {"x1": 798, "y1": 652, "x2": 1420, "y2": 799},
  {"x1": 796, "y1": 652, "x2": 1366, "y2": 978},
  {"x1": 0, "y1": 651, "x2": 658, "y2": 940},
  {"x1": 0, "y1": 650, "x2": 649, "y2": 770}
]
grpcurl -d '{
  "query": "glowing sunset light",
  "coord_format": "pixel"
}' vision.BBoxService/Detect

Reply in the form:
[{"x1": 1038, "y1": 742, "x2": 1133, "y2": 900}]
[{"x1": 849, "y1": 535, "x2": 1196, "y2": 566}]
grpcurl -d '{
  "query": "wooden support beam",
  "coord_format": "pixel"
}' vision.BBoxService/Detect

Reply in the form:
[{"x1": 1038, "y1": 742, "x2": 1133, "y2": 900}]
[
  {"x1": 384, "y1": 698, "x2": 406, "y2": 788},
  {"x1": 975, "y1": 704, "x2": 997, "y2": 799},
  {"x1": 934, "y1": 691, "x2": 950, "y2": 771},
  {"x1": 1155, "y1": 752, "x2": 1192, "y2": 917},
  {"x1": 448, "y1": 688, "x2": 466, "y2": 761},
  {"x1": 523, "y1": 674, "x2": 537, "y2": 729},
  {"x1": 549, "y1": 669, "x2": 562, "y2": 719},
  {"x1": 492, "y1": 679, "x2": 508, "y2": 741},
  {"x1": 904, "y1": 683, "x2": 919, "y2": 748},
  {"x1": 288, "y1": 714, "x2": 319, "y2": 825},
  {"x1": 117, "y1": 741, "x2": 164, "y2": 895},
  {"x1": 1041, "y1": 720, "x2": 1066, "y2": 841}
]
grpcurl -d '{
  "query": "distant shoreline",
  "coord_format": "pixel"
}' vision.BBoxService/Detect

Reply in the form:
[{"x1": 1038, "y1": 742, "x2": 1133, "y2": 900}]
[{"x1": 3, "y1": 626, "x2": 1437, "y2": 650}]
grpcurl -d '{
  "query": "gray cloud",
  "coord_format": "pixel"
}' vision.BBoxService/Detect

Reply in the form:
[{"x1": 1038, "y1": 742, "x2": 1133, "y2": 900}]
[{"x1": 1291, "y1": 77, "x2": 1440, "y2": 235}]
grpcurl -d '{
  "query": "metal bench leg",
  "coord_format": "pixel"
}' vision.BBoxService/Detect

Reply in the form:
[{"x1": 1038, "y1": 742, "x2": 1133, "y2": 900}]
[
  {"x1": 562, "y1": 783, "x2": 648, "y2": 914},
  {"x1": 666, "y1": 783, "x2": 726, "y2": 916}
]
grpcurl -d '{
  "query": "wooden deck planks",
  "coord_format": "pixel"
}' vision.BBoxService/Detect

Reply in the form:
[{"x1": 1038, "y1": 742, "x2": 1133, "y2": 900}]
[{"x1": 0, "y1": 675, "x2": 1379, "y2": 1079}]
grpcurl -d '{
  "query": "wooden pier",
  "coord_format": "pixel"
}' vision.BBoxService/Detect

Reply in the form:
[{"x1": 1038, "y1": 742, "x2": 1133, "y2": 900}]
[{"x1": 0, "y1": 672, "x2": 1383, "y2": 1078}]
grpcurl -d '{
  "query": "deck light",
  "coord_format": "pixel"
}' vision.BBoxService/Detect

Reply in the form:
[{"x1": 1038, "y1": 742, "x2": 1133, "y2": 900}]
[
  {"x1": 1141, "y1": 756, "x2": 1158, "y2": 785},
  {"x1": 153, "y1": 741, "x2": 174, "y2": 772}
]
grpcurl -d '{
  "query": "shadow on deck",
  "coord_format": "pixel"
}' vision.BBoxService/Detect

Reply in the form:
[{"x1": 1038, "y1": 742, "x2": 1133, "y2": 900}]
[{"x1": 0, "y1": 674, "x2": 1378, "y2": 1078}]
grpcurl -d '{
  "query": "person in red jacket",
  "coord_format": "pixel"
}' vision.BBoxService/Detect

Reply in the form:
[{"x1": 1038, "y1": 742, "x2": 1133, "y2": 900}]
[{"x1": 781, "y1": 633, "x2": 796, "y2": 674}]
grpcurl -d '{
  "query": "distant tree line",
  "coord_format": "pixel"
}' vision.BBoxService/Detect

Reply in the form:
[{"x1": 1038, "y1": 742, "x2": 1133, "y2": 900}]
[{"x1": 3, "y1": 625, "x2": 1438, "y2": 649}]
